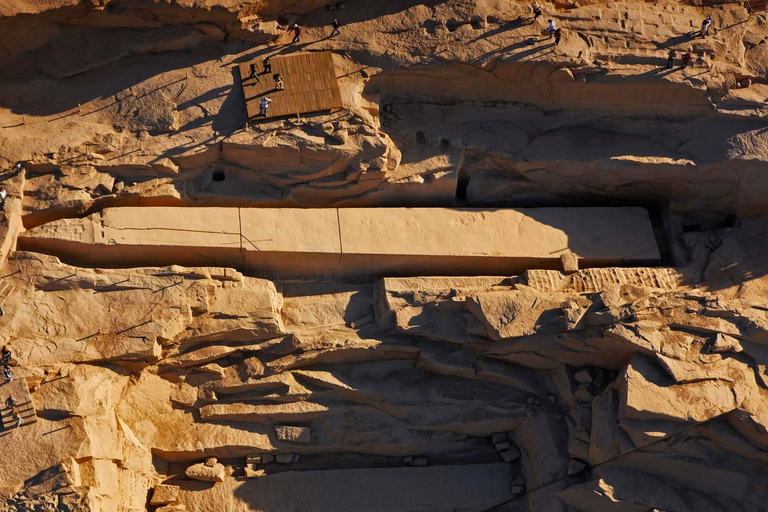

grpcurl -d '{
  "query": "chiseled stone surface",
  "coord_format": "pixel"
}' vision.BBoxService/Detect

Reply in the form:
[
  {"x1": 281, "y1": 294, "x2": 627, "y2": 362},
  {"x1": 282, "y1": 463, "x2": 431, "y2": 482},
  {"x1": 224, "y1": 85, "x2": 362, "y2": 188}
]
[
  {"x1": 275, "y1": 426, "x2": 311, "y2": 444},
  {"x1": 150, "y1": 484, "x2": 180, "y2": 505},
  {"x1": 19, "y1": 206, "x2": 660, "y2": 276}
]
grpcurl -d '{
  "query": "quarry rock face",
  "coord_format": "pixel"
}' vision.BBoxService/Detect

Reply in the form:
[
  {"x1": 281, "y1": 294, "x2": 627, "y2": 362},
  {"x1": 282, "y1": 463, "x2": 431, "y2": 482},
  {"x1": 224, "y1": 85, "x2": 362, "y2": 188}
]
[{"x1": 2, "y1": 0, "x2": 768, "y2": 511}]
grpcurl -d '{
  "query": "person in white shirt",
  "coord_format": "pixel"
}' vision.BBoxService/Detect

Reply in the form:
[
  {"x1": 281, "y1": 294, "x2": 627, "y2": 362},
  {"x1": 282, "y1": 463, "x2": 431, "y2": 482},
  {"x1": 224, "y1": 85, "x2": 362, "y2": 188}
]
[
  {"x1": 547, "y1": 19, "x2": 557, "y2": 39},
  {"x1": 0, "y1": 187, "x2": 7, "y2": 211},
  {"x1": 259, "y1": 97, "x2": 272, "y2": 116}
]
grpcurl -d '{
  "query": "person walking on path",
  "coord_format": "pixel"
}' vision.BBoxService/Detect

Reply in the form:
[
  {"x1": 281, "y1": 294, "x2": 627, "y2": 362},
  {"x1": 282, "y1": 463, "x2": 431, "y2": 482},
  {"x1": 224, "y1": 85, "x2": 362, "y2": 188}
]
[
  {"x1": 291, "y1": 24, "x2": 302, "y2": 44},
  {"x1": 330, "y1": 18, "x2": 341, "y2": 36},
  {"x1": 554, "y1": 27, "x2": 562, "y2": 45},
  {"x1": 273, "y1": 73, "x2": 284, "y2": 90},
  {"x1": 532, "y1": 2, "x2": 542, "y2": 21},
  {"x1": 263, "y1": 57, "x2": 272, "y2": 74},
  {"x1": 5, "y1": 395, "x2": 15, "y2": 409},
  {"x1": 248, "y1": 64, "x2": 260, "y2": 83},
  {"x1": 546, "y1": 19, "x2": 557, "y2": 39},
  {"x1": 667, "y1": 49, "x2": 677, "y2": 69},
  {"x1": 259, "y1": 97, "x2": 272, "y2": 117},
  {"x1": 682, "y1": 52, "x2": 693, "y2": 69},
  {"x1": 700, "y1": 16, "x2": 712, "y2": 37},
  {"x1": 0, "y1": 187, "x2": 7, "y2": 212},
  {"x1": 1, "y1": 346, "x2": 9, "y2": 364},
  {"x1": 12, "y1": 407, "x2": 21, "y2": 427},
  {"x1": 3, "y1": 365, "x2": 11, "y2": 383}
]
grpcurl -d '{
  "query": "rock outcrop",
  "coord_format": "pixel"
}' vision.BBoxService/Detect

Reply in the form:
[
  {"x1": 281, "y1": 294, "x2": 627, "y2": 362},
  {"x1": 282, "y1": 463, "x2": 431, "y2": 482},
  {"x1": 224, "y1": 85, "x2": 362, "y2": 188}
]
[{"x1": 2, "y1": 0, "x2": 768, "y2": 510}]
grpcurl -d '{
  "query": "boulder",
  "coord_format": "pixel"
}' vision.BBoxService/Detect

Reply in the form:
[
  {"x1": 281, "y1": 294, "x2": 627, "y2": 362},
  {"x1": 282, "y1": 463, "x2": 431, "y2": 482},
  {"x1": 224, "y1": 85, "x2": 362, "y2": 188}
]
[
  {"x1": 574, "y1": 369, "x2": 593, "y2": 384},
  {"x1": 156, "y1": 506, "x2": 186, "y2": 512},
  {"x1": 500, "y1": 445, "x2": 521, "y2": 463},
  {"x1": 276, "y1": 453, "x2": 295, "y2": 464},
  {"x1": 150, "y1": 484, "x2": 179, "y2": 505},
  {"x1": 185, "y1": 459, "x2": 227, "y2": 482},
  {"x1": 560, "y1": 253, "x2": 579, "y2": 274},
  {"x1": 244, "y1": 465, "x2": 266, "y2": 478},
  {"x1": 275, "y1": 425, "x2": 311, "y2": 443}
]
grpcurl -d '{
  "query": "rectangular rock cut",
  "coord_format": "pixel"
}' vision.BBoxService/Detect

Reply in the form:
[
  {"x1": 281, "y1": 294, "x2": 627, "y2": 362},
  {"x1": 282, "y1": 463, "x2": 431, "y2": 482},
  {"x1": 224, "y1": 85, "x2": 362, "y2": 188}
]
[
  {"x1": 19, "y1": 207, "x2": 660, "y2": 277},
  {"x1": 174, "y1": 464, "x2": 513, "y2": 512}
]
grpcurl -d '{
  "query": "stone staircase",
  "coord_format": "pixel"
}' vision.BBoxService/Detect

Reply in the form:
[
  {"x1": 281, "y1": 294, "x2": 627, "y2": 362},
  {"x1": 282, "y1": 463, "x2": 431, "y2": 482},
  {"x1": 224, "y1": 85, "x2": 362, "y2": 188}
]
[{"x1": 0, "y1": 279, "x2": 14, "y2": 315}]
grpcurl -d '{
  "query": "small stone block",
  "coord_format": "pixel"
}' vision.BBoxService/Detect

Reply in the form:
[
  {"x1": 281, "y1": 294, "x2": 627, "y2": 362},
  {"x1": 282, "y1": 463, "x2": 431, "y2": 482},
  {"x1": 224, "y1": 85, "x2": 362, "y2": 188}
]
[
  {"x1": 574, "y1": 385, "x2": 594, "y2": 403},
  {"x1": 560, "y1": 253, "x2": 579, "y2": 273},
  {"x1": 150, "y1": 485, "x2": 179, "y2": 506},
  {"x1": 292, "y1": 454, "x2": 300, "y2": 463},
  {"x1": 275, "y1": 425, "x2": 311, "y2": 443},
  {"x1": 275, "y1": 454, "x2": 294, "y2": 464},
  {"x1": 246, "y1": 454, "x2": 262, "y2": 464},
  {"x1": 574, "y1": 369, "x2": 593, "y2": 384},
  {"x1": 262, "y1": 454, "x2": 274, "y2": 464},
  {"x1": 244, "y1": 465, "x2": 265, "y2": 478},
  {"x1": 500, "y1": 445, "x2": 521, "y2": 463},
  {"x1": 156, "y1": 506, "x2": 186, "y2": 512},
  {"x1": 494, "y1": 441, "x2": 511, "y2": 452},
  {"x1": 350, "y1": 315, "x2": 373, "y2": 328},
  {"x1": 510, "y1": 485, "x2": 525, "y2": 494},
  {"x1": 402, "y1": 456, "x2": 413, "y2": 464},
  {"x1": 491, "y1": 433, "x2": 507, "y2": 444},
  {"x1": 410, "y1": 457, "x2": 427, "y2": 467}
]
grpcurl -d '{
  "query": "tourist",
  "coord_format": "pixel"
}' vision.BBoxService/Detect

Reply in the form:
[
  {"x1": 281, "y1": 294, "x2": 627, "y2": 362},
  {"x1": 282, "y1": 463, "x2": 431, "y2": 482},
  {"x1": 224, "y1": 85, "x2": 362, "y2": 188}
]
[
  {"x1": 532, "y1": 2, "x2": 542, "y2": 20},
  {"x1": 0, "y1": 187, "x2": 7, "y2": 212},
  {"x1": 274, "y1": 73, "x2": 285, "y2": 90},
  {"x1": 700, "y1": 16, "x2": 712, "y2": 37},
  {"x1": 5, "y1": 395, "x2": 15, "y2": 409},
  {"x1": 3, "y1": 365, "x2": 11, "y2": 383},
  {"x1": 263, "y1": 57, "x2": 272, "y2": 74},
  {"x1": 291, "y1": 24, "x2": 302, "y2": 44},
  {"x1": 667, "y1": 49, "x2": 677, "y2": 69},
  {"x1": 330, "y1": 18, "x2": 341, "y2": 36},
  {"x1": 259, "y1": 97, "x2": 272, "y2": 116},
  {"x1": 13, "y1": 162, "x2": 22, "y2": 175},
  {"x1": 546, "y1": 19, "x2": 557, "y2": 39},
  {"x1": 681, "y1": 52, "x2": 693, "y2": 69},
  {"x1": 249, "y1": 64, "x2": 260, "y2": 83},
  {"x1": 1, "y1": 345, "x2": 10, "y2": 364},
  {"x1": 12, "y1": 407, "x2": 21, "y2": 427},
  {"x1": 554, "y1": 27, "x2": 562, "y2": 45}
]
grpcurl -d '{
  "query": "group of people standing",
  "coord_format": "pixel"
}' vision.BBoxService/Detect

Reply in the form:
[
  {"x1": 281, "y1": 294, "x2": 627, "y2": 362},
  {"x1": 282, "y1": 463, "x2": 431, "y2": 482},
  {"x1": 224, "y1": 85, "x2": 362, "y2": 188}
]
[
  {"x1": 2, "y1": 345, "x2": 21, "y2": 429},
  {"x1": 246, "y1": 5, "x2": 713, "y2": 119},
  {"x1": 531, "y1": 3, "x2": 562, "y2": 46},
  {"x1": 532, "y1": 2, "x2": 710, "y2": 70},
  {"x1": 248, "y1": 17, "x2": 344, "y2": 118},
  {"x1": 666, "y1": 16, "x2": 712, "y2": 70}
]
